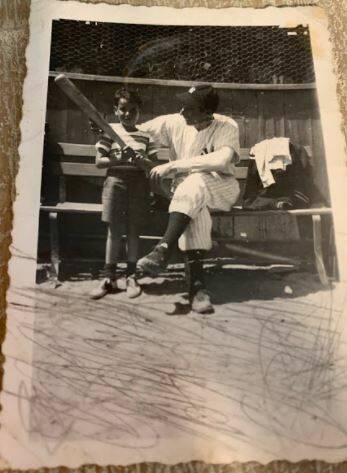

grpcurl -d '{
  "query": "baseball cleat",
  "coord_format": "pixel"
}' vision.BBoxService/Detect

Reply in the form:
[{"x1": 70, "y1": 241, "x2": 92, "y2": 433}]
[
  {"x1": 136, "y1": 243, "x2": 170, "y2": 276},
  {"x1": 115, "y1": 276, "x2": 127, "y2": 291},
  {"x1": 190, "y1": 288, "x2": 214, "y2": 314},
  {"x1": 89, "y1": 278, "x2": 118, "y2": 300},
  {"x1": 126, "y1": 276, "x2": 142, "y2": 298}
]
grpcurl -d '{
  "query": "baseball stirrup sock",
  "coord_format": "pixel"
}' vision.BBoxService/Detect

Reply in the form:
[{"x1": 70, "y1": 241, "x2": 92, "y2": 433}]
[
  {"x1": 160, "y1": 211, "x2": 191, "y2": 250},
  {"x1": 102, "y1": 262, "x2": 117, "y2": 280},
  {"x1": 126, "y1": 261, "x2": 137, "y2": 277},
  {"x1": 184, "y1": 250, "x2": 206, "y2": 294}
]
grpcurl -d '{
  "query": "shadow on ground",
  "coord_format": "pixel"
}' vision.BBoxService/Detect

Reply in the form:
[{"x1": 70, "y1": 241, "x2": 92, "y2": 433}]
[
  {"x1": 37, "y1": 262, "x2": 329, "y2": 308},
  {"x1": 138, "y1": 267, "x2": 327, "y2": 304}
]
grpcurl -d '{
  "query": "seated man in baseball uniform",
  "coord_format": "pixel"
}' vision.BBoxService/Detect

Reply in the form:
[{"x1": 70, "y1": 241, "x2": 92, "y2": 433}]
[{"x1": 138, "y1": 85, "x2": 240, "y2": 313}]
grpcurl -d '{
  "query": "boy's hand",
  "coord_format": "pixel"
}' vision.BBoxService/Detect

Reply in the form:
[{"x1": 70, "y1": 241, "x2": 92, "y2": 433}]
[
  {"x1": 108, "y1": 146, "x2": 135, "y2": 166},
  {"x1": 121, "y1": 146, "x2": 137, "y2": 162},
  {"x1": 109, "y1": 151, "x2": 124, "y2": 166}
]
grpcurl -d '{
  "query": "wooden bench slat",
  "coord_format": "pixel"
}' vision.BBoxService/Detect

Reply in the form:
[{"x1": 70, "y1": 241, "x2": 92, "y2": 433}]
[
  {"x1": 213, "y1": 207, "x2": 332, "y2": 217},
  {"x1": 52, "y1": 162, "x2": 127, "y2": 177},
  {"x1": 55, "y1": 143, "x2": 260, "y2": 162},
  {"x1": 53, "y1": 162, "x2": 105, "y2": 177},
  {"x1": 56, "y1": 143, "x2": 312, "y2": 161},
  {"x1": 52, "y1": 162, "x2": 249, "y2": 179},
  {"x1": 57, "y1": 143, "x2": 96, "y2": 156},
  {"x1": 41, "y1": 202, "x2": 331, "y2": 217},
  {"x1": 41, "y1": 202, "x2": 103, "y2": 213}
]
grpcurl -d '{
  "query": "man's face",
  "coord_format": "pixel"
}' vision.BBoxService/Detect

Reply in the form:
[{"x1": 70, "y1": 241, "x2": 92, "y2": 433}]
[
  {"x1": 180, "y1": 103, "x2": 210, "y2": 126},
  {"x1": 115, "y1": 98, "x2": 140, "y2": 127}
]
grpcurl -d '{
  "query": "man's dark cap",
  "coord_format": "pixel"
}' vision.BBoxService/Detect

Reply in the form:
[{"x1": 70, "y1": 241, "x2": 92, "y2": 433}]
[{"x1": 177, "y1": 85, "x2": 219, "y2": 113}]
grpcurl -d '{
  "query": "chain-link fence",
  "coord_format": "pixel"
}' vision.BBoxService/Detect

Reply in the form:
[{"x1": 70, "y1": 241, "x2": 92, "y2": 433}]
[{"x1": 50, "y1": 20, "x2": 315, "y2": 84}]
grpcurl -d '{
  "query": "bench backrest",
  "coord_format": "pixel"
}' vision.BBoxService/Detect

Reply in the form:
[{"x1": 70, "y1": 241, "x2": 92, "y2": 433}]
[{"x1": 49, "y1": 142, "x2": 312, "y2": 203}]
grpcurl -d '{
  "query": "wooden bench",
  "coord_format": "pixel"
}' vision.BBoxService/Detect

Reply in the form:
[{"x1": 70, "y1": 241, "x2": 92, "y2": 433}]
[{"x1": 40, "y1": 142, "x2": 333, "y2": 286}]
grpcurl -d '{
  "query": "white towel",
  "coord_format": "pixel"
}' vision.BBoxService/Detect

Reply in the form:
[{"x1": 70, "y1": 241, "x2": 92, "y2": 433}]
[{"x1": 250, "y1": 137, "x2": 291, "y2": 187}]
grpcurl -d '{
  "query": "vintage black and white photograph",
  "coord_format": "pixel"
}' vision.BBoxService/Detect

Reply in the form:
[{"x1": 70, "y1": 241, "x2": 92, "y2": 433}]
[{"x1": 2, "y1": 1, "x2": 347, "y2": 468}]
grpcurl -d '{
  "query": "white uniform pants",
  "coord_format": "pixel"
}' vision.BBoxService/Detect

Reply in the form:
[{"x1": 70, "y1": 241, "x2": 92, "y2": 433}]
[{"x1": 169, "y1": 172, "x2": 240, "y2": 251}]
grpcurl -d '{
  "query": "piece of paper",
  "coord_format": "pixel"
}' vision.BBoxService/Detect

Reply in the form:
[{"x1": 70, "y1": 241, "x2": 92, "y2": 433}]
[{"x1": 1, "y1": 0, "x2": 347, "y2": 468}]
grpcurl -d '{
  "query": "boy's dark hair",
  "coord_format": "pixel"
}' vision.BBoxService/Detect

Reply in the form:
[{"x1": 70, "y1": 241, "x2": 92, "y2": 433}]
[{"x1": 114, "y1": 88, "x2": 142, "y2": 107}]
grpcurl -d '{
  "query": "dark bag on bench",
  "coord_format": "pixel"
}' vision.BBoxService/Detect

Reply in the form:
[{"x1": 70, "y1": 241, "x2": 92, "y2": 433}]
[{"x1": 243, "y1": 142, "x2": 313, "y2": 210}]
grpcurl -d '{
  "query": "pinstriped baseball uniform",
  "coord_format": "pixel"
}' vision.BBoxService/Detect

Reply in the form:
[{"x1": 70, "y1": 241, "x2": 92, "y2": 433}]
[{"x1": 139, "y1": 113, "x2": 240, "y2": 250}]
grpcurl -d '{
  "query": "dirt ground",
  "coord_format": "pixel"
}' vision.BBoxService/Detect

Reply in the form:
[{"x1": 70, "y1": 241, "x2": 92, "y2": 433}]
[{"x1": 25, "y1": 267, "x2": 347, "y2": 462}]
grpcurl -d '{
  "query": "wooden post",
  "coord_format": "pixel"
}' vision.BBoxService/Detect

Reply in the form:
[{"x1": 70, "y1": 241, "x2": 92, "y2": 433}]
[
  {"x1": 48, "y1": 211, "x2": 61, "y2": 287},
  {"x1": 59, "y1": 175, "x2": 67, "y2": 203},
  {"x1": 312, "y1": 214, "x2": 329, "y2": 286}
]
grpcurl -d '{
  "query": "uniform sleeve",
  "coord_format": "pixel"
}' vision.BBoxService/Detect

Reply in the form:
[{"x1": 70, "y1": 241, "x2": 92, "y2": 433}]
[
  {"x1": 138, "y1": 115, "x2": 172, "y2": 148},
  {"x1": 214, "y1": 120, "x2": 240, "y2": 163},
  {"x1": 146, "y1": 135, "x2": 158, "y2": 159}
]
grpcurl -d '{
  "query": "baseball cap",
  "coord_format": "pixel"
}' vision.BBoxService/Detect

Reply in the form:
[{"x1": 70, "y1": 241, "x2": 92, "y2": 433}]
[{"x1": 177, "y1": 85, "x2": 219, "y2": 113}]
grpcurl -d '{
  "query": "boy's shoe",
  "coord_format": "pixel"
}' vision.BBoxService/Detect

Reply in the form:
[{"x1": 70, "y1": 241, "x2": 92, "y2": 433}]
[
  {"x1": 136, "y1": 243, "x2": 170, "y2": 276},
  {"x1": 126, "y1": 276, "x2": 142, "y2": 298},
  {"x1": 116, "y1": 276, "x2": 127, "y2": 291},
  {"x1": 90, "y1": 278, "x2": 118, "y2": 300},
  {"x1": 191, "y1": 288, "x2": 214, "y2": 314}
]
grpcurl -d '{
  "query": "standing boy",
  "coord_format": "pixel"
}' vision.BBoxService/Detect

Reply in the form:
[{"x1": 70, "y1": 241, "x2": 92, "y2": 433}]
[{"x1": 90, "y1": 88, "x2": 157, "y2": 299}]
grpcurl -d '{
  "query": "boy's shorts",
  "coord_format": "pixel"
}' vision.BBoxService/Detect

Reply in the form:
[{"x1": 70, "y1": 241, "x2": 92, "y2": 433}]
[{"x1": 102, "y1": 171, "x2": 150, "y2": 225}]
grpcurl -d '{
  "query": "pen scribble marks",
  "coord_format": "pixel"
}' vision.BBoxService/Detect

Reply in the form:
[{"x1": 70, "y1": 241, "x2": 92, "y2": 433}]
[{"x1": 9, "y1": 273, "x2": 347, "y2": 455}]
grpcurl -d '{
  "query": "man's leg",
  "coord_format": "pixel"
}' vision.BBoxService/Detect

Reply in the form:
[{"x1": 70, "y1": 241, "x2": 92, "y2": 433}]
[
  {"x1": 178, "y1": 206, "x2": 213, "y2": 251},
  {"x1": 137, "y1": 172, "x2": 239, "y2": 279},
  {"x1": 136, "y1": 212, "x2": 191, "y2": 276},
  {"x1": 160, "y1": 212, "x2": 192, "y2": 249},
  {"x1": 177, "y1": 173, "x2": 240, "y2": 312},
  {"x1": 179, "y1": 208, "x2": 213, "y2": 313},
  {"x1": 184, "y1": 249, "x2": 213, "y2": 314},
  {"x1": 137, "y1": 174, "x2": 207, "y2": 276}
]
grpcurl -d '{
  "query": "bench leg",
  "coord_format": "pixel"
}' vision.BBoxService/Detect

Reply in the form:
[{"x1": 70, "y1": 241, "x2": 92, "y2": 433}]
[
  {"x1": 312, "y1": 214, "x2": 329, "y2": 286},
  {"x1": 328, "y1": 222, "x2": 338, "y2": 280},
  {"x1": 48, "y1": 211, "x2": 61, "y2": 287}
]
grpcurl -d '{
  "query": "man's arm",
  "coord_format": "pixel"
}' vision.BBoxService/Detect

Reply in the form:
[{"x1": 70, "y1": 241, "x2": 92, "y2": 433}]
[
  {"x1": 138, "y1": 114, "x2": 173, "y2": 148},
  {"x1": 149, "y1": 146, "x2": 237, "y2": 189},
  {"x1": 171, "y1": 146, "x2": 236, "y2": 174},
  {"x1": 132, "y1": 151, "x2": 159, "y2": 173},
  {"x1": 133, "y1": 134, "x2": 160, "y2": 173},
  {"x1": 150, "y1": 146, "x2": 236, "y2": 180}
]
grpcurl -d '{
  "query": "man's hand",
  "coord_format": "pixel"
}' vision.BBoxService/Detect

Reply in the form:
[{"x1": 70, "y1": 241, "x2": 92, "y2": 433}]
[
  {"x1": 150, "y1": 162, "x2": 175, "y2": 183},
  {"x1": 149, "y1": 162, "x2": 176, "y2": 196}
]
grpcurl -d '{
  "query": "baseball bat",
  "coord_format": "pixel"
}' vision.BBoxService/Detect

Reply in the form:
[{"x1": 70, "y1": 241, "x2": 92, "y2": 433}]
[
  {"x1": 54, "y1": 73, "x2": 126, "y2": 148},
  {"x1": 54, "y1": 73, "x2": 158, "y2": 176}
]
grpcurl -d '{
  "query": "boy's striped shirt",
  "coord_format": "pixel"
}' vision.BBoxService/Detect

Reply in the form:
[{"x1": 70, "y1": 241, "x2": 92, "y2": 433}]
[{"x1": 95, "y1": 123, "x2": 157, "y2": 168}]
